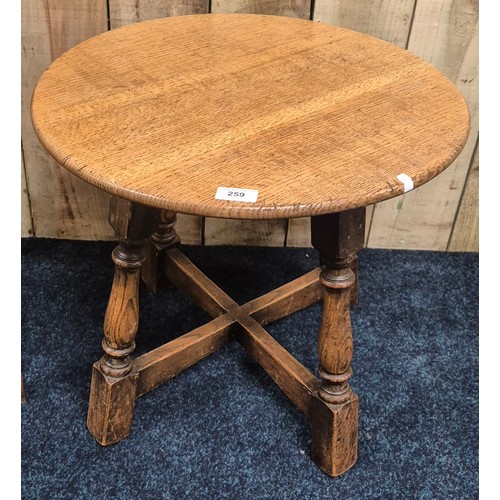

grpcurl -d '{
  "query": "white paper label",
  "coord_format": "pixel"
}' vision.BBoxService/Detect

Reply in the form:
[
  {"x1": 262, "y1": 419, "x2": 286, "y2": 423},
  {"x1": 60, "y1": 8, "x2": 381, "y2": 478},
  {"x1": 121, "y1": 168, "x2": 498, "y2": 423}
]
[
  {"x1": 215, "y1": 187, "x2": 259, "y2": 203},
  {"x1": 396, "y1": 173, "x2": 414, "y2": 193}
]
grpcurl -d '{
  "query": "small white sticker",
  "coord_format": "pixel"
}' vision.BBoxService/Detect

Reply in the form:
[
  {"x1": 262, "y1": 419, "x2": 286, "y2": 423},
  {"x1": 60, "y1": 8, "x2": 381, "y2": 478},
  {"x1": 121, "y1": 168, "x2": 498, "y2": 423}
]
[
  {"x1": 215, "y1": 187, "x2": 259, "y2": 203},
  {"x1": 396, "y1": 173, "x2": 414, "y2": 193}
]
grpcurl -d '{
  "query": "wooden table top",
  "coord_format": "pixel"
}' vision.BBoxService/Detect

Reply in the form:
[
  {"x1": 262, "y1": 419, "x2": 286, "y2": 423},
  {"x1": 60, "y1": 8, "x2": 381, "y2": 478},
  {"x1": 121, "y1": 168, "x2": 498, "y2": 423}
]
[{"x1": 31, "y1": 14, "x2": 469, "y2": 220}]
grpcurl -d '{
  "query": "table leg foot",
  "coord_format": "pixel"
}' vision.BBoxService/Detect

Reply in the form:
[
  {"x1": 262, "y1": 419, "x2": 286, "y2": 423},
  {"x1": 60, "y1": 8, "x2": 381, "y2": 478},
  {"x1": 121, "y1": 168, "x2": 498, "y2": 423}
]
[
  {"x1": 87, "y1": 197, "x2": 158, "y2": 445},
  {"x1": 311, "y1": 209, "x2": 365, "y2": 476},
  {"x1": 311, "y1": 392, "x2": 358, "y2": 476},
  {"x1": 87, "y1": 362, "x2": 139, "y2": 445}
]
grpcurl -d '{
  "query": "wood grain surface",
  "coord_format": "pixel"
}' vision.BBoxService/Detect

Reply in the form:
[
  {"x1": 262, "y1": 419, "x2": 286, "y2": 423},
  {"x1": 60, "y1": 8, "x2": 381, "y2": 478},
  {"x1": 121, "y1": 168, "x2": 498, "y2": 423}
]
[
  {"x1": 204, "y1": 218, "x2": 287, "y2": 246},
  {"x1": 448, "y1": 138, "x2": 479, "y2": 251},
  {"x1": 309, "y1": 208, "x2": 363, "y2": 476},
  {"x1": 109, "y1": 0, "x2": 209, "y2": 29},
  {"x1": 314, "y1": 0, "x2": 415, "y2": 48},
  {"x1": 107, "y1": 0, "x2": 209, "y2": 244},
  {"x1": 211, "y1": 0, "x2": 310, "y2": 18},
  {"x1": 367, "y1": 0, "x2": 478, "y2": 250},
  {"x1": 210, "y1": 1, "x2": 310, "y2": 244},
  {"x1": 31, "y1": 14, "x2": 469, "y2": 220},
  {"x1": 306, "y1": 0, "x2": 415, "y2": 247},
  {"x1": 286, "y1": 217, "x2": 312, "y2": 247},
  {"x1": 21, "y1": 0, "x2": 113, "y2": 239}
]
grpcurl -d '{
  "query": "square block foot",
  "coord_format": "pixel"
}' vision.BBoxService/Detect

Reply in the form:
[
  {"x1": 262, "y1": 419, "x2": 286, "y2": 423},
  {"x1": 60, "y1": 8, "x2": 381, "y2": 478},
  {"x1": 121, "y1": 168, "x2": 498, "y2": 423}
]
[
  {"x1": 310, "y1": 392, "x2": 359, "y2": 476},
  {"x1": 87, "y1": 362, "x2": 139, "y2": 446}
]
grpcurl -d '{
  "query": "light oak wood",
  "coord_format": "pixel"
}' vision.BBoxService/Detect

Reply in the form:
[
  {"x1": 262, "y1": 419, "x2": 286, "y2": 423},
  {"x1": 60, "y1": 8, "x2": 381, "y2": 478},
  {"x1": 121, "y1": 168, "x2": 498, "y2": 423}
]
[
  {"x1": 32, "y1": 14, "x2": 469, "y2": 220},
  {"x1": 448, "y1": 137, "x2": 479, "y2": 252},
  {"x1": 21, "y1": 3, "x2": 479, "y2": 250},
  {"x1": 21, "y1": 0, "x2": 112, "y2": 240},
  {"x1": 367, "y1": 0, "x2": 478, "y2": 250},
  {"x1": 87, "y1": 198, "x2": 159, "y2": 444},
  {"x1": 310, "y1": 0, "x2": 416, "y2": 250},
  {"x1": 108, "y1": 1, "x2": 208, "y2": 243},
  {"x1": 210, "y1": 2, "x2": 312, "y2": 245}
]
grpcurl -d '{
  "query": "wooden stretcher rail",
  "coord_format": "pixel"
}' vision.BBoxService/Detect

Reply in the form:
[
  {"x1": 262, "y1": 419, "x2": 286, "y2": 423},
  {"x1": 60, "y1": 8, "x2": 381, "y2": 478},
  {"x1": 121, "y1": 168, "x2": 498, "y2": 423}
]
[{"x1": 134, "y1": 249, "x2": 323, "y2": 403}]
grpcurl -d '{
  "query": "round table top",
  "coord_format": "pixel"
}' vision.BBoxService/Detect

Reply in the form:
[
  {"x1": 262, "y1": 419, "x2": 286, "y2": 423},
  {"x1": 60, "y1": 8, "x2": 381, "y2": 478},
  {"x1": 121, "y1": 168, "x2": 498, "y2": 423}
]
[{"x1": 31, "y1": 14, "x2": 469, "y2": 220}]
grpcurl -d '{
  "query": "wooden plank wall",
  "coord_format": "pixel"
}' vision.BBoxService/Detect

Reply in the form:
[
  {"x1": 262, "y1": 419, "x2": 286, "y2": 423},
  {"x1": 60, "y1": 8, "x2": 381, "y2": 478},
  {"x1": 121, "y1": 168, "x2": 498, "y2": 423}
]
[
  {"x1": 366, "y1": 0, "x2": 479, "y2": 251},
  {"x1": 21, "y1": 0, "x2": 479, "y2": 251},
  {"x1": 22, "y1": 0, "x2": 112, "y2": 240}
]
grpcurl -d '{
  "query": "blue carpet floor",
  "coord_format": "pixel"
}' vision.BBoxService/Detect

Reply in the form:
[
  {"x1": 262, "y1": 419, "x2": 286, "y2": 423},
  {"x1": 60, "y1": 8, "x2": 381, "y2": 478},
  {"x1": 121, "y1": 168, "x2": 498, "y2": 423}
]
[{"x1": 21, "y1": 239, "x2": 478, "y2": 499}]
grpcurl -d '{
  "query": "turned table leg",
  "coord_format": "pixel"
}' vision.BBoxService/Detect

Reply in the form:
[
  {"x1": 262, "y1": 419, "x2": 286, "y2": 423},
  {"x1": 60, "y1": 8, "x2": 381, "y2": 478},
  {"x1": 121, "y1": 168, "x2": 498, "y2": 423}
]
[
  {"x1": 142, "y1": 210, "x2": 180, "y2": 293},
  {"x1": 87, "y1": 197, "x2": 159, "y2": 445},
  {"x1": 310, "y1": 208, "x2": 365, "y2": 476}
]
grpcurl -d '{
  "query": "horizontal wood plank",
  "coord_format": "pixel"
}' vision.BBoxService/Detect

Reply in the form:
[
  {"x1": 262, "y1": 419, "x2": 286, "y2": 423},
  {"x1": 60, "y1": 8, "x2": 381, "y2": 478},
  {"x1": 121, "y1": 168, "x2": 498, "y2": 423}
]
[
  {"x1": 109, "y1": 0, "x2": 209, "y2": 29},
  {"x1": 204, "y1": 218, "x2": 287, "y2": 247},
  {"x1": 211, "y1": 0, "x2": 310, "y2": 19}
]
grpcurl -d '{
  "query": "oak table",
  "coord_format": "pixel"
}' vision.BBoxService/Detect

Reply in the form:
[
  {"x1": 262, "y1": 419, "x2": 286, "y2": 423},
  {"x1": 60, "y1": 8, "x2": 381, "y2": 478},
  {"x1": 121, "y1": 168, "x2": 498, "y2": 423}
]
[{"x1": 31, "y1": 14, "x2": 469, "y2": 476}]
